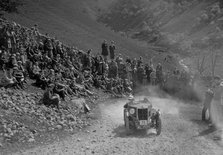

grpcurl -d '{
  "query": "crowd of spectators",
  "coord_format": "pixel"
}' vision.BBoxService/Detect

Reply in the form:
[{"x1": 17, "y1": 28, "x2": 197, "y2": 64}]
[{"x1": 0, "y1": 18, "x2": 190, "y2": 107}]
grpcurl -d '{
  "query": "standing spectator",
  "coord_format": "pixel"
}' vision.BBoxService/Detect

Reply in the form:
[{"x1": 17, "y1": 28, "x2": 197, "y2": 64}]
[
  {"x1": 150, "y1": 70, "x2": 156, "y2": 86},
  {"x1": 109, "y1": 41, "x2": 115, "y2": 60},
  {"x1": 98, "y1": 56, "x2": 105, "y2": 76},
  {"x1": 137, "y1": 56, "x2": 143, "y2": 68},
  {"x1": 137, "y1": 64, "x2": 145, "y2": 84},
  {"x1": 101, "y1": 40, "x2": 108, "y2": 62},
  {"x1": 156, "y1": 63, "x2": 163, "y2": 85},
  {"x1": 126, "y1": 56, "x2": 131, "y2": 64},
  {"x1": 145, "y1": 64, "x2": 153, "y2": 84},
  {"x1": 108, "y1": 60, "x2": 118, "y2": 78},
  {"x1": 116, "y1": 54, "x2": 123, "y2": 66},
  {"x1": 82, "y1": 49, "x2": 92, "y2": 71},
  {"x1": 0, "y1": 50, "x2": 8, "y2": 70}
]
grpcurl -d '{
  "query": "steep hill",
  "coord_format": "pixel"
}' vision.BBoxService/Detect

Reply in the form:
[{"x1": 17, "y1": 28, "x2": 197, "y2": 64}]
[
  {"x1": 98, "y1": 0, "x2": 223, "y2": 76},
  {"x1": 5, "y1": 0, "x2": 223, "y2": 76},
  {"x1": 4, "y1": 0, "x2": 155, "y2": 59}
]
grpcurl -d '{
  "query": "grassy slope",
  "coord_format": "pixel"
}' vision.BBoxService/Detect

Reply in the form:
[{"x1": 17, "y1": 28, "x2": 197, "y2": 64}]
[
  {"x1": 9, "y1": 0, "x2": 221, "y2": 72},
  {"x1": 5, "y1": 0, "x2": 158, "y2": 60},
  {"x1": 162, "y1": 1, "x2": 223, "y2": 76},
  {"x1": 148, "y1": 0, "x2": 223, "y2": 76}
]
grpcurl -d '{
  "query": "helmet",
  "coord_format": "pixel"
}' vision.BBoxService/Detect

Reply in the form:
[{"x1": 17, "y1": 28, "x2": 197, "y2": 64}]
[{"x1": 128, "y1": 95, "x2": 134, "y2": 101}]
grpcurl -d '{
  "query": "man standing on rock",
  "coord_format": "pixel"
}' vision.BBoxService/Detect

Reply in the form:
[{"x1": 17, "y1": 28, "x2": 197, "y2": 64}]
[
  {"x1": 109, "y1": 41, "x2": 115, "y2": 60},
  {"x1": 101, "y1": 40, "x2": 109, "y2": 62}
]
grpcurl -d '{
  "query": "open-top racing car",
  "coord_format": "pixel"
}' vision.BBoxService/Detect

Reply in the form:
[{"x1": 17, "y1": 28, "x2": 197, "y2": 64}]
[{"x1": 123, "y1": 97, "x2": 162, "y2": 135}]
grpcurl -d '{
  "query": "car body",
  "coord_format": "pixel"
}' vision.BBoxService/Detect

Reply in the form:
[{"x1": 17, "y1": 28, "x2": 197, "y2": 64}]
[{"x1": 123, "y1": 99, "x2": 162, "y2": 135}]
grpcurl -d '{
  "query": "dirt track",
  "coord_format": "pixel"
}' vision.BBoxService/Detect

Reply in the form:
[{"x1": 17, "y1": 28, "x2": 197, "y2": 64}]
[{"x1": 14, "y1": 96, "x2": 223, "y2": 155}]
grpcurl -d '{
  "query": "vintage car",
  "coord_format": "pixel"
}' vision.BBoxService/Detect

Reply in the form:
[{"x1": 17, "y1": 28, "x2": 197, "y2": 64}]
[{"x1": 123, "y1": 98, "x2": 162, "y2": 135}]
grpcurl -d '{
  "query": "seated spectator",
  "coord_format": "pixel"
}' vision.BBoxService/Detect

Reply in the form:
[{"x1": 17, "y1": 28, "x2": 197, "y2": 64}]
[
  {"x1": 109, "y1": 41, "x2": 115, "y2": 60},
  {"x1": 0, "y1": 69, "x2": 17, "y2": 88},
  {"x1": 31, "y1": 62, "x2": 41, "y2": 79},
  {"x1": 12, "y1": 66, "x2": 25, "y2": 89},
  {"x1": 46, "y1": 69, "x2": 56, "y2": 84},
  {"x1": 42, "y1": 84, "x2": 60, "y2": 109},
  {"x1": 53, "y1": 82, "x2": 68, "y2": 101},
  {"x1": 123, "y1": 79, "x2": 132, "y2": 94},
  {"x1": 35, "y1": 70, "x2": 48, "y2": 89}
]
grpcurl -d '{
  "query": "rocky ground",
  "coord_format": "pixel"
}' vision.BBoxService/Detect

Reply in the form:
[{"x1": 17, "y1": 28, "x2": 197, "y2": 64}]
[
  {"x1": 0, "y1": 77, "x2": 110, "y2": 155},
  {"x1": 10, "y1": 94, "x2": 223, "y2": 155}
]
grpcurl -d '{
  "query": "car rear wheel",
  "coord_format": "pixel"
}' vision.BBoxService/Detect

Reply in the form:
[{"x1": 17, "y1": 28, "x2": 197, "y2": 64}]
[{"x1": 156, "y1": 117, "x2": 162, "y2": 135}]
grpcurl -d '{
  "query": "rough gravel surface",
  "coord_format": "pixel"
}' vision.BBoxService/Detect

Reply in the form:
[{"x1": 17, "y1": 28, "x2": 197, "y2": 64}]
[{"x1": 13, "y1": 96, "x2": 223, "y2": 155}]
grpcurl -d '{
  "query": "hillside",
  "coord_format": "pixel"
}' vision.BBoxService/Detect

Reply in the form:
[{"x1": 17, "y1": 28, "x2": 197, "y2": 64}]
[
  {"x1": 1, "y1": 1, "x2": 223, "y2": 154},
  {"x1": 98, "y1": 0, "x2": 223, "y2": 76},
  {"x1": 4, "y1": 0, "x2": 154, "y2": 58},
  {"x1": 5, "y1": 0, "x2": 223, "y2": 77}
]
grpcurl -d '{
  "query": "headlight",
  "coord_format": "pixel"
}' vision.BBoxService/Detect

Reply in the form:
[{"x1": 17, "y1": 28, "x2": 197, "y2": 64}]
[
  {"x1": 157, "y1": 110, "x2": 161, "y2": 116},
  {"x1": 129, "y1": 108, "x2": 135, "y2": 114}
]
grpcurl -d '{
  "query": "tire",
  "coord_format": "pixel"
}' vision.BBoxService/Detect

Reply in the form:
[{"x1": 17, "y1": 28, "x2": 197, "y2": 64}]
[
  {"x1": 202, "y1": 107, "x2": 206, "y2": 121},
  {"x1": 156, "y1": 117, "x2": 162, "y2": 135},
  {"x1": 124, "y1": 109, "x2": 128, "y2": 127},
  {"x1": 202, "y1": 107, "x2": 210, "y2": 122}
]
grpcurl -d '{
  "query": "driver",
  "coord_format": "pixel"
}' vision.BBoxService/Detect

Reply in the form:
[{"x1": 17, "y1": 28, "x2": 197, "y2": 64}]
[
  {"x1": 124, "y1": 95, "x2": 134, "y2": 108},
  {"x1": 142, "y1": 97, "x2": 149, "y2": 103}
]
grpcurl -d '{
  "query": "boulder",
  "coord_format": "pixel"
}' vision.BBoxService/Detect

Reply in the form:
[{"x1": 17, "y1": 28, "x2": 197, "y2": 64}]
[{"x1": 71, "y1": 98, "x2": 86, "y2": 112}]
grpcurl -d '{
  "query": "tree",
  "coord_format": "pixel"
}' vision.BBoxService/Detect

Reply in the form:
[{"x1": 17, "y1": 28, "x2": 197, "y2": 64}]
[
  {"x1": 196, "y1": 54, "x2": 206, "y2": 76},
  {"x1": 210, "y1": 49, "x2": 219, "y2": 79}
]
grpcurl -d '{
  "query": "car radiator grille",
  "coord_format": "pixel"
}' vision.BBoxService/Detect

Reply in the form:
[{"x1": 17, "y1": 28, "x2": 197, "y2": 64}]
[{"x1": 138, "y1": 109, "x2": 148, "y2": 120}]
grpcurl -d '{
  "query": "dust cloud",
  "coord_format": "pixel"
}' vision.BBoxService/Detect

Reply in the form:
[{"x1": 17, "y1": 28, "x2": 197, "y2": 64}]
[
  {"x1": 134, "y1": 85, "x2": 189, "y2": 116},
  {"x1": 100, "y1": 99, "x2": 126, "y2": 124}
]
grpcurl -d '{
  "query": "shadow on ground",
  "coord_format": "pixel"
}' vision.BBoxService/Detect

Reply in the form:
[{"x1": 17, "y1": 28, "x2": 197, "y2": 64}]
[
  {"x1": 191, "y1": 119, "x2": 223, "y2": 146},
  {"x1": 112, "y1": 125, "x2": 157, "y2": 138}
]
